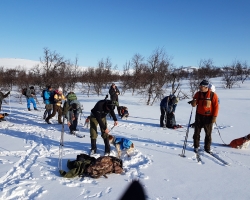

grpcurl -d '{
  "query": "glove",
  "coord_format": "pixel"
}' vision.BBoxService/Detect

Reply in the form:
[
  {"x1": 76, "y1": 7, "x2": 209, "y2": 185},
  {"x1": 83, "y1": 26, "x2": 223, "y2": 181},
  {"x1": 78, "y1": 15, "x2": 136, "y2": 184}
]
[
  {"x1": 212, "y1": 116, "x2": 216, "y2": 123},
  {"x1": 187, "y1": 100, "x2": 192, "y2": 104},
  {"x1": 190, "y1": 100, "x2": 197, "y2": 107},
  {"x1": 7, "y1": 91, "x2": 10, "y2": 95}
]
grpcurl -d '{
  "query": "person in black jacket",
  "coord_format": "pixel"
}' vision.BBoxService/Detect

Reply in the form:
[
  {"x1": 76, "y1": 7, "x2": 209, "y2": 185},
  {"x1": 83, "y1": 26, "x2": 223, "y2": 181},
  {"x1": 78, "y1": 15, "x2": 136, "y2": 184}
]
[
  {"x1": 0, "y1": 91, "x2": 10, "y2": 111},
  {"x1": 109, "y1": 83, "x2": 120, "y2": 102},
  {"x1": 89, "y1": 99, "x2": 119, "y2": 155}
]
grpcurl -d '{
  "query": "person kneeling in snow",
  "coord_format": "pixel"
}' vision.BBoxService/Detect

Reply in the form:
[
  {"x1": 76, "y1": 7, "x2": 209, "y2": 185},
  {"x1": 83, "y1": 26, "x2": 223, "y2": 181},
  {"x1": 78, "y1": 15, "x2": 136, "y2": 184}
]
[
  {"x1": 160, "y1": 94, "x2": 179, "y2": 128},
  {"x1": 228, "y1": 134, "x2": 250, "y2": 149}
]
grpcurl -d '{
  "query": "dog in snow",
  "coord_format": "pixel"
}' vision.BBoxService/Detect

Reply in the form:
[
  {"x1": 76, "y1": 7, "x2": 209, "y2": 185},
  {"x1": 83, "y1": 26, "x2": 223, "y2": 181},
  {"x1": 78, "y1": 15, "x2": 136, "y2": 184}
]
[
  {"x1": 108, "y1": 134, "x2": 134, "y2": 158},
  {"x1": 228, "y1": 134, "x2": 250, "y2": 149}
]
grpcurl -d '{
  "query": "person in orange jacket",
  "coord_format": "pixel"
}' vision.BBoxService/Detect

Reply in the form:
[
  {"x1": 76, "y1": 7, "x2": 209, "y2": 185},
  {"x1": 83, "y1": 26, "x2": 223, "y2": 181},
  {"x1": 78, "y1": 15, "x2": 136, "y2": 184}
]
[
  {"x1": 229, "y1": 134, "x2": 250, "y2": 149},
  {"x1": 189, "y1": 80, "x2": 219, "y2": 153}
]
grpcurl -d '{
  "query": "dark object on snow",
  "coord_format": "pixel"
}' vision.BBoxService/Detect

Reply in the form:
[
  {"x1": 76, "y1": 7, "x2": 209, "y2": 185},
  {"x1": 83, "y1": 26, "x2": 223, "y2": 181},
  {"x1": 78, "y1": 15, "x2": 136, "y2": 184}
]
[
  {"x1": 59, "y1": 153, "x2": 123, "y2": 179},
  {"x1": 119, "y1": 180, "x2": 146, "y2": 200},
  {"x1": 86, "y1": 155, "x2": 123, "y2": 178}
]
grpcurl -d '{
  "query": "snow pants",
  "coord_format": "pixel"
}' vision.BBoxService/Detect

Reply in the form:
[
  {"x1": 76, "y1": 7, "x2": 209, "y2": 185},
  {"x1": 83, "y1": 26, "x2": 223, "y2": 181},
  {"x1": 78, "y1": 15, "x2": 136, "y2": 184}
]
[
  {"x1": 26, "y1": 97, "x2": 37, "y2": 109},
  {"x1": 89, "y1": 116, "x2": 107, "y2": 139}
]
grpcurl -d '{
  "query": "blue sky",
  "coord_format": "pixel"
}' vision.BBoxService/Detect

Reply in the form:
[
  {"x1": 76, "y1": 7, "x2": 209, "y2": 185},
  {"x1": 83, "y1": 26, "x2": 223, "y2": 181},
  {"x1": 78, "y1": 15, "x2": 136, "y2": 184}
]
[{"x1": 0, "y1": 0, "x2": 249, "y2": 70}]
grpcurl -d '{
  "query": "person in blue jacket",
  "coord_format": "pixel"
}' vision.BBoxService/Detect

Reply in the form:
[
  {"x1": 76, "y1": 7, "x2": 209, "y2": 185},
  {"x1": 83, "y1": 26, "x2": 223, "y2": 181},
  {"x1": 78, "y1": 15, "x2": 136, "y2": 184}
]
[
  {"x1": 160, "y1": 94, "x2": 178, "y2": 127},
  {"x1": 43, "y1": 86, "x2": 54, "y2": 119}
]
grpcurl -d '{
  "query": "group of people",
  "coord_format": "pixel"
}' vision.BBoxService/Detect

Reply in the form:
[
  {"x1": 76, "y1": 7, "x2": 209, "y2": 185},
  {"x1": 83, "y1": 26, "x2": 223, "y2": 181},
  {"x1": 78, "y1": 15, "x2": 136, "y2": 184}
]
[
  {"x1": 40, "y1": 83, "x2": 121, "y2": 156},
  {"x1": 2, "y1": 80, "x2": 248, "y2": 157},
  {"x1": 42, "y1": 86, "x2": 82, "y2": 135},
  {"x1": 160, "y1": 80, "x2": 219, "y2": 153}
]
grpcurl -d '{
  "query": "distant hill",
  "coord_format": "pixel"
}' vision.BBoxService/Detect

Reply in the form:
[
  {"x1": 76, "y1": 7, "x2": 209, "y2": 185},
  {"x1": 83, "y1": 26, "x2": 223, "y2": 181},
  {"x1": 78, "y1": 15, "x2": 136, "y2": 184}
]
[{"x1": 0, "y1": 58, "x2": 40, "y2": 70}]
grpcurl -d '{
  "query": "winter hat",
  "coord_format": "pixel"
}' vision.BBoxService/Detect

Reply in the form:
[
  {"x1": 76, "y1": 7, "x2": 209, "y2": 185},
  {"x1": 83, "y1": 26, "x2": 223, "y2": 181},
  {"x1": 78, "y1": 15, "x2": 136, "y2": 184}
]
[
  {"x1": 47, "y1": 85, "x2": 52, "y2": 90},
  {"x1": 30, "y1": 86, "x2": 34, "y2": 89},
  {"x1": 58, "y1": 87, "x2": 63, "y2": 92},
  {"x1": 199, "y1": 80, "x2": 209, "y2": 87}
]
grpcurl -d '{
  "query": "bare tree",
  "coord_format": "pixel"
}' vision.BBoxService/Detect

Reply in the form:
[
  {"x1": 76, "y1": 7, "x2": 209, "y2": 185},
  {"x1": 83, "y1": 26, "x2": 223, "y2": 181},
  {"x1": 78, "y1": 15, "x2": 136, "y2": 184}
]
[
  {"x1": 135, "y1": 48, "x2": 171, "y2": 105},
  {"x1": 39, "y1": 47, "x2": 65, "y2": 86},
  {"x1": 235, "y1": 60, "x2": 250, "y2": 84},
  {"x1": 221, "y1": 62, "x2": 239, "y2": 89}
]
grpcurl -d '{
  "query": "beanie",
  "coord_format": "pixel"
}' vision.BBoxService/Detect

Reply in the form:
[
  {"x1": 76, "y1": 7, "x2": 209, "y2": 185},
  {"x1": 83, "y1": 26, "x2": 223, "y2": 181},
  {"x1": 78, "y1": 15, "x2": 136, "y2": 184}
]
[
  {"x1": 199, "y1": 80, "x2": 209, "y2": 87},
  {"x1": 58, "y1": 87, "x2": 63, "y2": 92}
]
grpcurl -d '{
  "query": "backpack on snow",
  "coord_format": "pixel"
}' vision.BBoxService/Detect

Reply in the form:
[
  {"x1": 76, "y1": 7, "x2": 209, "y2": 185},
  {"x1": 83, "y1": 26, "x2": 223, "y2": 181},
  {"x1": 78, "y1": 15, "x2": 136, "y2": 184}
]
[
  {"x1": 86, "y1": 156, "x2": 123, "y2": 179},
  {"x1": 59, "y1": 154, "x2": 96, "y2": 178},
  {"x1": 21, "y1": 88, "x2": 27, "y2": 96}
]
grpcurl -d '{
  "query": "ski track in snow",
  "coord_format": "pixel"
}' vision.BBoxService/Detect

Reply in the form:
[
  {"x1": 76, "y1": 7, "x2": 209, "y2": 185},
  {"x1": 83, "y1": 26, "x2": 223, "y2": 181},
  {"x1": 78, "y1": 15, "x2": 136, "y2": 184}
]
[{"x1": 0, "y1": 106, "x2": 245, "y2": 199}]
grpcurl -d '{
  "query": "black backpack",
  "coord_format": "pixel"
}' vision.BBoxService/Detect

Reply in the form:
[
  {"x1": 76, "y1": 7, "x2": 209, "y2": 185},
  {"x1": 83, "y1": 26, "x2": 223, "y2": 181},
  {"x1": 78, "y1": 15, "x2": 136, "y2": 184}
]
[
  {"x1": 21, "y1": 88, "x2": 27, "y2": 96},
  {"x1": 41, "y1": 89, "x2": 46, "y2": 100},
  {"x1": 48, "y1": 90, "x2": 56, "y2": 104}
]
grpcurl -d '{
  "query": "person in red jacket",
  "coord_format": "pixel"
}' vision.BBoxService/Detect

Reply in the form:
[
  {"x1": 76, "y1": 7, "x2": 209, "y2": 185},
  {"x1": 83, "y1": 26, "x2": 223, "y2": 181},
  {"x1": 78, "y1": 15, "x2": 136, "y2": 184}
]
[
  {"x1": 229, "y1": 134, "x2": 250, "y2": 149},
  {"x1": 189, "y1": 80, "x2": 219, "y2": 153}
]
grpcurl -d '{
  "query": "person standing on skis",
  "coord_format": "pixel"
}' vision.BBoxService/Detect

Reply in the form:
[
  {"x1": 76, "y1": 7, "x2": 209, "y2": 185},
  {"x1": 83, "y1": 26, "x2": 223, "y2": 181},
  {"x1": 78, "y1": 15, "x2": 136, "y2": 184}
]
[
  {"x1": 89, "y1": 99, "x2": 118, "y2": 155},
  {"x1": 189, "y1": 80, "x2": 219, "y2": 153}
]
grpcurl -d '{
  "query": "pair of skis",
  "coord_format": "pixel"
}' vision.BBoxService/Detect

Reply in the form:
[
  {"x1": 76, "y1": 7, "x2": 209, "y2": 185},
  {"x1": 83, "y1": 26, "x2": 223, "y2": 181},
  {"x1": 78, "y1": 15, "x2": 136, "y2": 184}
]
[{"x1": 194, "y1": 151, "x2": 230, "y2": 166}]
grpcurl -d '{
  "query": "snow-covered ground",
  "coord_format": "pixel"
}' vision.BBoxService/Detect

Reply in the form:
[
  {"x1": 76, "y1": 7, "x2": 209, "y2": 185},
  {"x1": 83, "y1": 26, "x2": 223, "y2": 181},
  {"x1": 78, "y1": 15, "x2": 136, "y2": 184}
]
[{"x1": 0, "y1": 78, "x2": 250, "y2": 200}]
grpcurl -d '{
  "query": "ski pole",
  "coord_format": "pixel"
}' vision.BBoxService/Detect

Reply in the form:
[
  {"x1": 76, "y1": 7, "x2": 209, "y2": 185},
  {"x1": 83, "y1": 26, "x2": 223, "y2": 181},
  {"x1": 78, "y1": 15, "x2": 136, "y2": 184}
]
[
  {"x1": 179, "y1": 107, "x2": 193, "y2": 157},
  {"x1": 9, "y1": 92, "x2": 11, "y2": 114},
  {"x1": 58, "y1": 115, "x2": 65, "y2": 170},
  {"x1": 215, "y1": 122, "x2": 227, "y2": 145}
]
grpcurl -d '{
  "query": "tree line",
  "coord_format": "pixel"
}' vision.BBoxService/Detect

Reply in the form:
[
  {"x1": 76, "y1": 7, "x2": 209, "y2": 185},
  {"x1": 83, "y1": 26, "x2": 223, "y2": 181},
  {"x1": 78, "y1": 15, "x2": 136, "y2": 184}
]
[{"x1": 0, "y1": 47, "x2": 249, "y2": 105}]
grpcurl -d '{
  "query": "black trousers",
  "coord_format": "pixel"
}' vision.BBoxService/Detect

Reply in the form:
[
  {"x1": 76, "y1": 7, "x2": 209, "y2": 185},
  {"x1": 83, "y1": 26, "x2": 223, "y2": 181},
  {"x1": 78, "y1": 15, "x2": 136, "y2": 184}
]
[{"x1": 193, "y1": 113, "x2": 213, "y2": 151}]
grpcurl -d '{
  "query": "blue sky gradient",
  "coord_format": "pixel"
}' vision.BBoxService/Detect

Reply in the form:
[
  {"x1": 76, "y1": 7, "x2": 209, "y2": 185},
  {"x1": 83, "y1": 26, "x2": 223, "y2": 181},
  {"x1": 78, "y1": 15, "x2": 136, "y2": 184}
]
[{"x1": 0, "y1": 0, "x2": 249, "y2": 69}]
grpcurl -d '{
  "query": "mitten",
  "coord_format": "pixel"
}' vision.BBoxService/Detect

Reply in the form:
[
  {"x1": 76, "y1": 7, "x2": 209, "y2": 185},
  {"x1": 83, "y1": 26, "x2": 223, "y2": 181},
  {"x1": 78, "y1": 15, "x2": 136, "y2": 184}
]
[{"x1": 212, "y1": 116, "x2": 216, "y2": 123}]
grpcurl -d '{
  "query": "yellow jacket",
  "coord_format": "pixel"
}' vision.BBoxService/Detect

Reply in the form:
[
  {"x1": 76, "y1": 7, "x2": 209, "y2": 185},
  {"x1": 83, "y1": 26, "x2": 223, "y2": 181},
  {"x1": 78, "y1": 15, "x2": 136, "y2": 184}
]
[{"x1": 54, "y1": 93, "x2": 66, "y2": 106}]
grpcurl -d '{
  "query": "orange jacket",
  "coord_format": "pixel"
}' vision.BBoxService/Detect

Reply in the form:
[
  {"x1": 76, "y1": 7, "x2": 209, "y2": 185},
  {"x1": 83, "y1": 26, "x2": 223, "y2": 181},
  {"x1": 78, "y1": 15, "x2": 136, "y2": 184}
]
[{"x1": 193, "y1": 90, "x2": 219, "y2": 117}]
